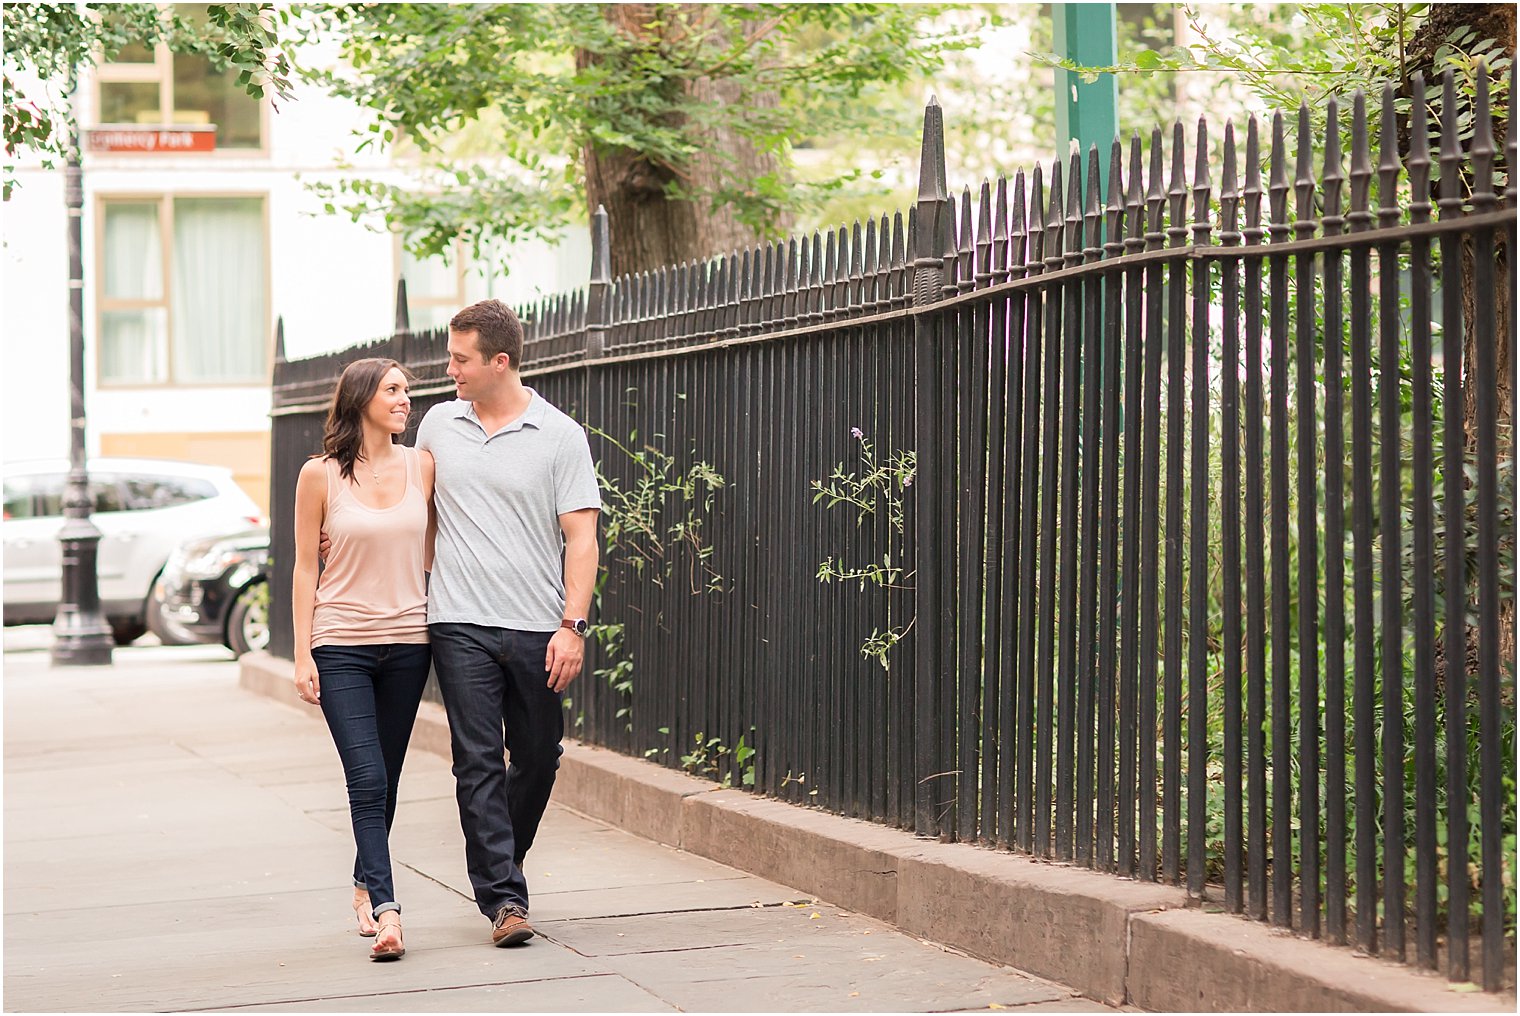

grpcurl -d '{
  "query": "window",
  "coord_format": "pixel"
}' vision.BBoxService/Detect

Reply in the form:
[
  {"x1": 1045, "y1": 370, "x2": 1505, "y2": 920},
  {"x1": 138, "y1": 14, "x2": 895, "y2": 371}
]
[
  {"x1": 98, "y1": 195, "x2": 269, "y2": 386},
  {"x1": 3, "y1": 474, "x2": 126, "y2": 518},
  {"x1": 95, "y1": 4, "x2": 263, "y2": 150},
  {"x1": 121, "y1": 474, "x2": 215, "y2": 510},
  {"x1": 398, "y1": 240, "x2": 468, "y2": 331}
]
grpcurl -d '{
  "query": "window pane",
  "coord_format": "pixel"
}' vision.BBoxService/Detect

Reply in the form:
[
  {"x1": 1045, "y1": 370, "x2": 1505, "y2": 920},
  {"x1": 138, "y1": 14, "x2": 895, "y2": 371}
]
[
  {"x1": 101, "y1": 309, "x2": 168, "y2": 383},
  {"x1": 112, "y1": 39, "x2": 157, "y2": 63},
  {"x1": 171, "y1": 197, "x2": 266, "y2": 383},
  {"x1": 172, "y1": 52, "x2": 261, "y2": 148},
  {"x1": 122, "y1": 475, "x2": 214, "y2": 510},
  {"x1": 103, "y1": 203, "x2": 163, "y2": 299},
  {"x1": 409, "y1": 304, "x2": 456, "y2": 331},
  {"x1": 401, "y1": 247, "x2": 461, "y2": 302},
  {"x1": 90, "y1": 475, "x2": 125, "y2": 514},
  {"x1": 4, "y1": 475, "x2": 66, "y2": 518},
  {"x1": 100, "y1": 81, "x2": 160, "y2": 125}
]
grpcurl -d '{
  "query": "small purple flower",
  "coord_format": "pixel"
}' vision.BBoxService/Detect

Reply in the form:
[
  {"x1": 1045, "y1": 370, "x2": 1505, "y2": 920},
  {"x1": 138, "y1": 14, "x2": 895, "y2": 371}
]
[
  {"x1": 901, "y1": 475, "x2": 913, "y2": 488},
  {"x1": 850, "y1": 427, "x2": 864, "y2": 440}
]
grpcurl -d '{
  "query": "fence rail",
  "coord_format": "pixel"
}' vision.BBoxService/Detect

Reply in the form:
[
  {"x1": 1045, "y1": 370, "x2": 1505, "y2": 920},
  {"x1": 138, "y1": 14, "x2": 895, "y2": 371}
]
[{"x1": 269, "y1": 69, "x2": 1517, "y2": 989}]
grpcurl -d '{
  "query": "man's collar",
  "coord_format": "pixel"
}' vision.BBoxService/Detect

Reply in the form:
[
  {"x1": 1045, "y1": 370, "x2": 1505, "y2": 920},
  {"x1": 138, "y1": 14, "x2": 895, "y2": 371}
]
[{"x1": 454, "y1": 388, "x2": 544, "y2": 433}]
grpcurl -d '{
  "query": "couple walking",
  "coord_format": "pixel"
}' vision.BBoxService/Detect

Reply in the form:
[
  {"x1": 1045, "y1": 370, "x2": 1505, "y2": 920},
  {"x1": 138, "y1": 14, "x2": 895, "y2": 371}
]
[{"x1": 290, "y1": 299, "x2": 600, "y2": 961}]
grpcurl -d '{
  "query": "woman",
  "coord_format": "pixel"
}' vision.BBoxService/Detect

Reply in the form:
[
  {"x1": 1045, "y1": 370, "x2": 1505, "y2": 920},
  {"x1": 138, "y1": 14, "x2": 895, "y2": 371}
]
[{"x1": 292, "y1": 357, "x2": 434, "y2": 962}]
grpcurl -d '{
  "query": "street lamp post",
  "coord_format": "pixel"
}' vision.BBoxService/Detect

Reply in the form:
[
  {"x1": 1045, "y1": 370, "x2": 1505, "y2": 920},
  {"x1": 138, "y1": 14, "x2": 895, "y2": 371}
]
[{"x1": 51, "y1": 75, "x2": 113, "y2": 667}]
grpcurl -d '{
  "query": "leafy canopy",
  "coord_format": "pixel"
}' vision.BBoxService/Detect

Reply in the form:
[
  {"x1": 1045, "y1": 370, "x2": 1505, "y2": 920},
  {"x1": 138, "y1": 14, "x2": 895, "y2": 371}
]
[
  {"x1": 2, "y1": 2, "x2": 292, "y2": 198},
  {"x1": 291, "y1": 3, "x2": 975, "y2": 261}
]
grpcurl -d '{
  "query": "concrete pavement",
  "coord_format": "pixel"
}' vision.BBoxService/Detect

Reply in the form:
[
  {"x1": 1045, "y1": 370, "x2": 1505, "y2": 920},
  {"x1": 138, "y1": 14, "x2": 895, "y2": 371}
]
[{"x1": 3, "y1": 630, "x2": 1112, "y2": 1013}]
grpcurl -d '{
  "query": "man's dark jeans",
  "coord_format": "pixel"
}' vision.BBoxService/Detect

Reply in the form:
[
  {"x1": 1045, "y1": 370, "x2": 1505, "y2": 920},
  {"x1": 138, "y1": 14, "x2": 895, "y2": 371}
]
[
  {"x1": 430, "y1": 622, "x2": 563, "y2": 918},
  {"x1": 312, "y1": 642, "x2": 431, "y2": 918}
]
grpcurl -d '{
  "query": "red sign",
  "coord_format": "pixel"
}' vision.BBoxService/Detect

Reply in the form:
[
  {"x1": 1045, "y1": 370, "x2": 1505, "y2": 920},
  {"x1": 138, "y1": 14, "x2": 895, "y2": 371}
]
[{"x1": 86, "y1": 126, "x2": 217, "y2": 153}]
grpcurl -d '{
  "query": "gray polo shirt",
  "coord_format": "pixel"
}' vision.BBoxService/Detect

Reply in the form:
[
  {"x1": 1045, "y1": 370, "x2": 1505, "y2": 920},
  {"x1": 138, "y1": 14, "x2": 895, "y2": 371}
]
[{"x1": 417, "y1": 389, "x2": 601, "y2": 631}]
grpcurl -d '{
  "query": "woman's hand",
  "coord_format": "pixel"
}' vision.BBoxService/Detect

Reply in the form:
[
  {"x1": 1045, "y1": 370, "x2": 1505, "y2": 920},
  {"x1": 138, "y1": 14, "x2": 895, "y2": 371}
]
[{"x1": 294, "y1": 655, "x2": 321, "y2": 704}]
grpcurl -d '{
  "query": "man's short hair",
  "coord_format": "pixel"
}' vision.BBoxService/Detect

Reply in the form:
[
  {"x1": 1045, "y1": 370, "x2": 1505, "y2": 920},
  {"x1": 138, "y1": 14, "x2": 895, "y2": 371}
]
[{"x1": 450, "y1": 299, "x2": 524, "y2": 370}]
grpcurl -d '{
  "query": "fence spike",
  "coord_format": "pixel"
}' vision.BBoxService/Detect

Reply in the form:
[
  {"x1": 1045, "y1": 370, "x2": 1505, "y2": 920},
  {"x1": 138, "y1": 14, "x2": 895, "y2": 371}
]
[
  {"x1": 1126, "y1": 134, "x2": 1145, "y2": 251},
  {"x1": 759, "y1": 243, "x2": 775, "y2": 329},
  {"x1": 895, "y1": 209, "x2": 910, "y2": 307},
  {"x1": 823, "y1": 228, "x2": 839, "y2": 319},
  {"x1": 1088, "y1": 144, "x2": 1107, "y2": 263},
  {"x1": 940, "y1": 188, "x2": 960, "y2": 297},
  {"x1": 956, "y1": 185, "x2": 974, "y2": 292},
  {"x1": 1377, "y1": 84, "x2": 1401, "y2": 227},
  {"x1": 993, "y1": 176, "x2": 1011, "y2": 283},
  {"x1": 1268, "y1": 111, "x2": 1289, "y2": 237},
  {"x1": 273, "y1": 315, "x2": 286, "y2": 364},
  {"x1": 1104, "y1": 140, "x2": 1124, "y2": 259},
  {"x1": 1044, "y1": 159, "x2": 1065, "y2": 273},
  {"x1": 1168, "y1": 120, "x2": 1188, "y2": 248},
  {"x1": 586, "y1": 205, "x2": 611, "y2": 357},
  {"x1": 914, "y1": 96, "x2": 948, "y2": 310},
  {"x1": 1064, "y1": 151, "x2": 1083, "y2": 266},
  {"x1": 1472, "y1": 60, "x2": 1497, "y2": 209},
  {"x1": 726, "y1": 249, "x2": 743, "y2": 338},
  {"x1": 850, "y1": 220, "x2": 865, "y2": 309},
  {"x1": 1145, "y1": 128, "x2": 1165, "y2": 251},
  {"x1": 1322, "y1": 100, "x2": 1344, "y2": 237},
  {"x1": 1194, "y1": 118, "x2": 1212, "y2": 245},
  {"x1": 1028, "y1": 163, "x2": 1046, "y2": 275},
  {"x1": 1245, "y1": 116, "x2": 1263, "y2": 239},
  {"x1": 976, "y1": 179, "x2": 993, "y2": 289},
  {"x1": 811, "y1": 230, "x2": 827, "y2": 322},
  {"x1": 862, "y1": 216, "x2": 879, "y2": 309},
  {"x1": 834, "y1": 225, "x2": 850, "y2": 315},
  {"x1": 1294, "y1": 104, "x2": 1315, "y2": 238},
  {"x1": 1010, "y1": 170, "x2": 1028, "y2": 277},
  {"x1": 1349, "y1": 93, "x2": 1372, "y2": 232},
  {"x1": 393, "y1": 276, "x2": 411, "y2": 335},
  {"x1": 1409, "y1": 77, "x2": 1432, "y2": 225},
  {"x1": 1220, "y1": 121, "x2": 1240, "y2": 245}
]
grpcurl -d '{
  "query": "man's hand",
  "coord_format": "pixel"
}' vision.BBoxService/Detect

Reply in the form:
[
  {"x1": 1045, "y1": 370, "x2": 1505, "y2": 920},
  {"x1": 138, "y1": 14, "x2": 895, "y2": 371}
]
[
  {"x1": 544, "y1": 628, "x2": 584, "y2": 694},
  {"x1": 318, "y1": 529, "x2": 331, "y2": 563}
]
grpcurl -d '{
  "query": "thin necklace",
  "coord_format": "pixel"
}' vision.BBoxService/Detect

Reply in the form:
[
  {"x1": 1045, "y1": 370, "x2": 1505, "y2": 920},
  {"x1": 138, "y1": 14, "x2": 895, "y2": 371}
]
[{"x1": 365, "y1": 449, "x2": 388, "y2": 485}]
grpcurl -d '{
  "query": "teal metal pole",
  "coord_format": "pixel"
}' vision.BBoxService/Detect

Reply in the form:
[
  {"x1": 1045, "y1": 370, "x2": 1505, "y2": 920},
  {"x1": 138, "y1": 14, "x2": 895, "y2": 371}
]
[{"x1": 1053, "y1": 2, "x2": 1119, "y2": 197}]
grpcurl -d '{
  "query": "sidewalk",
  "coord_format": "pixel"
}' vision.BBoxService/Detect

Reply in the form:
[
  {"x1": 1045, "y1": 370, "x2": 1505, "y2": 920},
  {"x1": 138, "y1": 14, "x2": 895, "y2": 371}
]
[{"x1": 2, "y1": 632, "x2": 1111, "y2": 1014}]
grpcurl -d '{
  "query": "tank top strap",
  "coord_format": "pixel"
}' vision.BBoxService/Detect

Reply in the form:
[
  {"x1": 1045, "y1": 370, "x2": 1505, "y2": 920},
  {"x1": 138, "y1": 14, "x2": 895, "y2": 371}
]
[
  {"x1": 323, "y1": 455, "x2": 343, "y2": 509},
  {"x1": 404, "y1": 444, "x2": 420, "y2": 492}
]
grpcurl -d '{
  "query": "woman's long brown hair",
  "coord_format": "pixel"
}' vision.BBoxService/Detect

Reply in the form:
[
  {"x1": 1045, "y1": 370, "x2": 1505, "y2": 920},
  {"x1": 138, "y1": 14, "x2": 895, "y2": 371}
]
[{"x1": 321, "y1": 357, "x2": 415, "y2": 482}]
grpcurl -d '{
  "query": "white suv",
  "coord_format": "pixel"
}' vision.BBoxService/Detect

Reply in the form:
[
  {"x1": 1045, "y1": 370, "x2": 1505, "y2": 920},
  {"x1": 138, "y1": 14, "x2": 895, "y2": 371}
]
[{"x1": 3, "y1": 458, "x2": 263, "y2": 645}]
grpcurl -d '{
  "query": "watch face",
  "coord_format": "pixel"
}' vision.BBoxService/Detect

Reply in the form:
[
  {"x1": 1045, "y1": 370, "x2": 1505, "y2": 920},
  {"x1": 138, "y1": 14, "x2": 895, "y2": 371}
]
[{"x1": 574, "y1": 619, "x2": 590, "y2": 636}]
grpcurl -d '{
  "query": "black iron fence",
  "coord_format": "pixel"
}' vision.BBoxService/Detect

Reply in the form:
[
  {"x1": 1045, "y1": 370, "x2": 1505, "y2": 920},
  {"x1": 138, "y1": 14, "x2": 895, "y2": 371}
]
[{"x1": 268, "y1": 69, "x2": 1517, "y2": 989}]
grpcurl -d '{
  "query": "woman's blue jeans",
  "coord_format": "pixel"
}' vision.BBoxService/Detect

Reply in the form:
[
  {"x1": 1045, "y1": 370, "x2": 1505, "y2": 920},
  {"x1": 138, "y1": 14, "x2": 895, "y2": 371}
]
[{"x1": 312, "y1": 642, "x2": 431, "y2": 918}]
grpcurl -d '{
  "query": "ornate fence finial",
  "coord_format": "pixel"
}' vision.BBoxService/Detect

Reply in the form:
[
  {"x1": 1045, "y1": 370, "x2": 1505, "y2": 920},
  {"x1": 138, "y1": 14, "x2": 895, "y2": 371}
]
[
  {"x1": 914, "y1": 96, "x2": 949, "y2": 306},
  {"x1": 587, "y1": 204, "x2": 611, "y2": 358}
]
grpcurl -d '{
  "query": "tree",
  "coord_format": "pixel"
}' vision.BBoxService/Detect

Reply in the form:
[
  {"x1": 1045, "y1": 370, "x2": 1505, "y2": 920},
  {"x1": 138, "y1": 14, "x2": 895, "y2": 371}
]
[
  {"x1": 2, "y1": 2, "x2": 292, "y2": 199},
  {"x1": 292, "y1": 3, "x2": 975, "y2": 277}
]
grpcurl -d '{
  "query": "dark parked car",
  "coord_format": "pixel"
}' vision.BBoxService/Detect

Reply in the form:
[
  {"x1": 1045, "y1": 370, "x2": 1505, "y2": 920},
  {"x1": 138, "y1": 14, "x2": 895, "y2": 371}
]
[{"x1": 151, "y1": 528, "x2": 270, "y2": 656}]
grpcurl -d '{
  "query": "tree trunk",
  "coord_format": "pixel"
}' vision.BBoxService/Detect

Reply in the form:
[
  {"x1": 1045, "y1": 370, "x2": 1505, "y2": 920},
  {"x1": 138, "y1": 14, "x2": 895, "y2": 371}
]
[{"x1": 577, "y1": 4, "x2": 790, "y2": 278}]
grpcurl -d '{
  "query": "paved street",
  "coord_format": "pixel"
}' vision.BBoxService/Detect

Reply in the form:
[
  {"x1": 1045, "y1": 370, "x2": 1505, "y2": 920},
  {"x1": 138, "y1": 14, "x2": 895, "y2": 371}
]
[{"x1": 3, "y1": 630, "x2": 1113, "y2": 1013}]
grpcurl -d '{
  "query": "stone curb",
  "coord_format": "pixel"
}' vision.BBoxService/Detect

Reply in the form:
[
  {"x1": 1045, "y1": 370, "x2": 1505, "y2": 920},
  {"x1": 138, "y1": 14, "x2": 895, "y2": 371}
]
[{"x1": 240, "y1": 651, "x2": 1513, "y2": 1012}]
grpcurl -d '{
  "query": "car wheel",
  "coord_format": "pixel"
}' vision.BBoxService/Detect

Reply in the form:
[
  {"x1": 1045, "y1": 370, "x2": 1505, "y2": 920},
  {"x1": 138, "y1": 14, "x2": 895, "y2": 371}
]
[
  {"x1": 109, "y1": 617, "x2": 148, "y2": 646},
  {"x1": 227, "y1": 582, "x2": 270, "y2": 656}
]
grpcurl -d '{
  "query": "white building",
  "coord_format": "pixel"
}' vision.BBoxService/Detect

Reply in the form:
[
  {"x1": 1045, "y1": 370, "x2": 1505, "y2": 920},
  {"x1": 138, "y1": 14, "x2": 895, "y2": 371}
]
[{"x1": 2, "y1": 19, "x2": 588, "y2": 513}]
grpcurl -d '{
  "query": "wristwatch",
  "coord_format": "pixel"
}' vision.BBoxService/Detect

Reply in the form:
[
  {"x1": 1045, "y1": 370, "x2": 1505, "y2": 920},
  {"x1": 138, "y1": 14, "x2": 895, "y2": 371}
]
[{"x1": 561, "y1": 618, "x2": 590, "y2": 637}]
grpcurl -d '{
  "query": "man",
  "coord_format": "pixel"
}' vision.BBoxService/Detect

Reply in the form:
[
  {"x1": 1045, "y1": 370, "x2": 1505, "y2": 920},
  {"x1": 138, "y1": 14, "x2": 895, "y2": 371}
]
[{"x1": 416, "y1": 298, "x2": 600, "y2": 947}]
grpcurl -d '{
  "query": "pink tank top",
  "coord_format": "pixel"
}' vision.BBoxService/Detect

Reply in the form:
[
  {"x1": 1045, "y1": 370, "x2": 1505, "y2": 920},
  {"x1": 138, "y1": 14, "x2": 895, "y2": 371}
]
[{"x1": 311, "y1": 446, "x2": 429, "y2": 647}]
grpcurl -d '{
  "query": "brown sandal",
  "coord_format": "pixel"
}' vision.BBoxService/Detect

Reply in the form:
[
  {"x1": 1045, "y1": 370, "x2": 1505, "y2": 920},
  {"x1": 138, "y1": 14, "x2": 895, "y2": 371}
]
[
  {"x1": 354, "y1": 898, "x2": 378, "y2": 938},
  {"x1": 371, "y1": 914, "x2": 405, "y2": 961}
]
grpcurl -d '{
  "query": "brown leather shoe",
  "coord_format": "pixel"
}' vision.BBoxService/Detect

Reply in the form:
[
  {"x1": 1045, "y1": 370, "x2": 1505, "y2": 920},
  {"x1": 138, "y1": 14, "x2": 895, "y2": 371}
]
[{"x1": 491, "y1": 905, "x2": 534, "y2": 947}]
